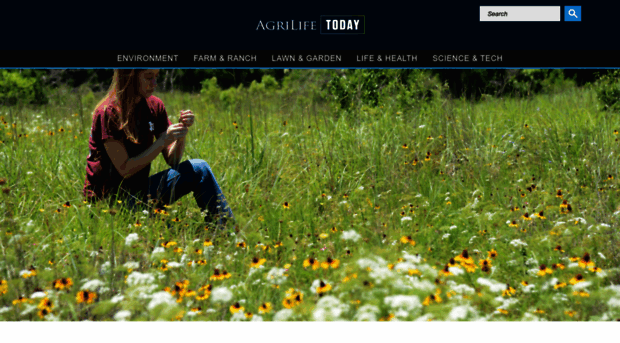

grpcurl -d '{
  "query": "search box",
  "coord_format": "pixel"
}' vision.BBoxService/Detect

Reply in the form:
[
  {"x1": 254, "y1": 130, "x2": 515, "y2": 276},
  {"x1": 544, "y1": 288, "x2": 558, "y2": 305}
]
[{"x1": 480, "y1": 6, "x2": 560, "y2": 22}]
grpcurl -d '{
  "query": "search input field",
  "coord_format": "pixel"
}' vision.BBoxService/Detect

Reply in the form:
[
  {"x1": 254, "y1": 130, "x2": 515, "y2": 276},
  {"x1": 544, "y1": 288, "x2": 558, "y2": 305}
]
[{"x1": 480, "y1": 6, "x2": 560, "y2": 22}]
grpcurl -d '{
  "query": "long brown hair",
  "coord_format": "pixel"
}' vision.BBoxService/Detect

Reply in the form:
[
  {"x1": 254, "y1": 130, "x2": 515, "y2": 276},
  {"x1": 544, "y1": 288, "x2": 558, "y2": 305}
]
[{"x1": 94, "y1": 69, "x2": 146, "y2": 143}]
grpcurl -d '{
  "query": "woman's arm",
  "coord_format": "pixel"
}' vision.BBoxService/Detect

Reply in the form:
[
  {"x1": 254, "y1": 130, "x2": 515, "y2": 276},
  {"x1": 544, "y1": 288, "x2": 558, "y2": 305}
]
[
  {"x1": 104, "y1": 136, "x2": 168, "y2": 178},
  {"x1": 105, "y1": 123, "x2": 186, "y2": 178},
  {"x1": 165, "y1": 136, "x2": 186, "y2": 167}
]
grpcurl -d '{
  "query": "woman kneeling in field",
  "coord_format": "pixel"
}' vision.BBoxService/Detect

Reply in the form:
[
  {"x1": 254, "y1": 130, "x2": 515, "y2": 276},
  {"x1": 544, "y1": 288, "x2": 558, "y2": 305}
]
[{"x1": 82, "y1": 69, "x2": 234, "y2": 227}]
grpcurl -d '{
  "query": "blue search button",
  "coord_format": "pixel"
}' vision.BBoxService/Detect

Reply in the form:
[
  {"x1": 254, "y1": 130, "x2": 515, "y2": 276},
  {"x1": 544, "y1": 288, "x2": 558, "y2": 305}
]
[{"x1": 565, "y1": 6, "x2": 581, "y2": 21}]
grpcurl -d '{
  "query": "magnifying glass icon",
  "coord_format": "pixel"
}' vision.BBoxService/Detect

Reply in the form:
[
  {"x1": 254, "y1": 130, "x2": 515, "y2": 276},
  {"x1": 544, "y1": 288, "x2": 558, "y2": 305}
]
[{"x1": 568, "y1": 8, "x2": 578, "y2": 18}]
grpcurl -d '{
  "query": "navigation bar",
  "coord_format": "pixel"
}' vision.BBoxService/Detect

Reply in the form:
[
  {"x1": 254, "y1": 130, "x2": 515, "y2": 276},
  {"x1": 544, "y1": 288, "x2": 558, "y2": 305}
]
[{"x1": 0, "y1": 50, "x2": 616, "y2": 68}]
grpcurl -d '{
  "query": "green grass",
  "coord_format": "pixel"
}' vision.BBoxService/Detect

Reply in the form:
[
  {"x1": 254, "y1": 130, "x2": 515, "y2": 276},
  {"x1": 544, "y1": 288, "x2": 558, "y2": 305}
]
[{"x1": 1, "y1": 82, "x2": 620, "y2": 321}]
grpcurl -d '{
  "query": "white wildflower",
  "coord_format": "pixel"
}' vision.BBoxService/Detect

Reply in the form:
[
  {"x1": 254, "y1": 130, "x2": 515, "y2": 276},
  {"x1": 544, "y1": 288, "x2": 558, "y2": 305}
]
[
  {"x1": 608, "y1": 298, "x2": 620, "y2": 308},
  {"x1": 31, "y1": 292, "x2": 47, "y2": 299},
  {"x1": 266, "y1": 268, "x2": 287, "y2": 285},
  {"x1": 114, "y1": 310, "x2": 131, "y2": 321},
  {"x1": 312, "y1": 296, "x2": 347, "y2": 321},
  {"x1": 598, "y1": 252, "x2": 606, "y2": 260},
  {"x1": 152, "y1": 247, "x2": 165, "y2": 256},
  {"x1": 355, "y1": 305, "x2": 379, "y2": 321},
  {"x1": 401, "y1": 216, "x2": 412, "y2": 222},
  {"x1": 166, "y1": 262, "x2": 182, "y2": 268},
  {"x1": 147, "y1": 292, "x2": 176, "y2": 310},
  {"x1": 572, "y1": 281, "x2": 592, "y2": 290},
  {"x1": 342, "y1": 230, "x2": 361, "y2": 242},
  {"x1": 510, "y1": 239, "x2": 528, "y2": 247},
  {"x1": 384, "y1": 295, "x2": 421, "y2": 311},
  {"x1": 210, "y1": 287, "x2": 233, "y2": 303},
  {"x1": 125, "y1": 233, "x2": 139, "y2": 246},
  {"x1": 126, "y1": 272, "x2": 155, "y2": 286},
  {"x1": 81, "y1": 279, "x2": 105, "y2": 290},
  {"x1": 273, "y1": 309, "x2": 294, "y2": 321},
  {"x1": 449, "y1": 267, "x2": 464, "y2": 275},
  {"x1": 447, "y1": 305, "x2": 476, "y2": 321},
  {"x1": 418, "y1": 125, "x2": 425, "y2": 128},
  {"x1": 476, "y1": 278, "x2": 506, "y2": 292},
  {"x1": 111, "y1": 295, "x2": 125, "y2": 303}
]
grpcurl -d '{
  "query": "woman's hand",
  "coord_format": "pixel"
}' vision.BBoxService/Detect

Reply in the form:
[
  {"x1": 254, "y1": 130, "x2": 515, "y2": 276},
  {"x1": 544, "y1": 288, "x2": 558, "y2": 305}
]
[
  {"x1": 162, "y1": 123, "x2": 188, "y2": 146},
  {"x1": 180, "y1": 110, "x2": 195, "y2": 128}
]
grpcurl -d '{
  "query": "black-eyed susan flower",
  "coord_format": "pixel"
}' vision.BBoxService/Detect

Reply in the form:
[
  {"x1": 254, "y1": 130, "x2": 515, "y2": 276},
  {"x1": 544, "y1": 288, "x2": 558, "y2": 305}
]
[
  {"x1": 422, "y1": 293, "x2": 442, "y2": 306},
  {"x1": 258, "y1": 302, "x2": 272, "y2": 314},
  {"x1": 236, "y1": 241, "x2": 246, "y2": 249},
  {"x1": 497, "y1": 309, "x2": 509, "y2": 315},
  {"x1": 316, "y1": 280, "x2": 332, "y2": 294},
  {"x1": 569, "y1": 274, "x2": 584, "y2": 285},
  {"x1": 438, "y1": 265, "x2": 453, "y2": 277},
  {"x1": 283, "y1": 202, "x2": 290, "y2": 209},
  {"x1": 12, "y1": 296, "x2": 32, "y2": 306},
  {"x1": 379, "y1": 313, "x2": 395, "y2": 321},
  {"x1": 569, "y1": 256, "x2": 580, "y2": 262},
  {"x1": 556, "y1": 189, "x2": 563, "y2": 198},
  {"x1": 196, "y1": 284, "x2": 212, "y2": 301},
  {"x1": 251, "y1": 257, "x2": 267, "y2": 268},
  {"x1": 38, "y1": 297, "x2": 53, "y2": 310},
  {"x1": 402, "y1": 143, "x2": 408, "y2": 149},
  {"x1": 537, "y1": 264, "x2": 553, "y2": 276},
  {"x1": 38, "y1": 307, "x2": 51, "y2": 319},
  {"x1": 534, "y1": 211, "x2": 546, "y2": 220},
  {"x1": 327, "y1": 257, "x2": 340, "y2": 269},
  {"x1": 0, "y1": 279, "x2": 8, "y2": 295},
  {"x1": 522, "y1": 212, "x2": 532, "y2": 221},
  {"x1": 565, "y1": 310, "x2": 576, "y2": 317},
  {"x1": 533, "y1": 308, "x2": 545, "y2": 314},
  {"x1": 172, "y1": 217, "x2": 181, "y2": 222},
  {"x1": 480, "y1": 259, "x2": 492, "y2": 273},
  {"x1": 330, "y1": 226, "x2": 338, "y2": 233},
  {"x1": 203, "y1": 239, "x2": 213, "y2": 247},
  {"x1": 303, "y1": 257, "x2": 320, "y2": 270},
  {"x1": 209, "y1": 269, "x2": 223, "y2": 281},
  {"x1": 579, "y1": 252, "x2": 595, "y2": 269},
  {"x1": 521, "y1": 280, "x2": 529, "y2": 287},
  {"x1": 62, "y1": 201, "x2": 71, "y2": 208},
  {"x1": 400, "y1": 235, "x2": 415, "y2": 246},
  {"x1": 554, "y1": 281, "x2": 567, "y2": 290},
  {"x1": 319, "y1": 233, "x2": 329, "y2": 239},
  {"x1": 161, "y1": 241, "x2": 177, "y2": 248},
  {"x1": 509, "y1": 221, "x2": 519, "y2": 228},
  {"x1": 488, "y1": 249, "x2": 498, "y2": 259},
  {"x1": 76, "y1": 290, "x2": 97, "y2": 304},
  {"x1": 53, "y1": 278, "x2": 73, "y2": 291},
  {"x1": 454, "y1": 249, "x2": 474, "y2": 265},
  {"x1": 230, "y1": 302, "x2": 244, "y2": 314},
  {"x1": 222, "y1": 270, "x2": 231, "y2": 279},
  {"x1": 589, "y1": 266, "x2": 603, "y2": 273},
  {"x1": 502, "y1": 284, "x2": 516, "y2": 297},
  {"x1": 134, "y1": 219, "x2": 142, "y2": 227},
  {"x1": 554, "y1": 245, "x2": 565, "y2": 253},
  {"x1": 573, "y1": 290, "x2": 590, "y2": 297},
  {"x1": 552, "y1": 263, "x2": 565, "y2": 270}
]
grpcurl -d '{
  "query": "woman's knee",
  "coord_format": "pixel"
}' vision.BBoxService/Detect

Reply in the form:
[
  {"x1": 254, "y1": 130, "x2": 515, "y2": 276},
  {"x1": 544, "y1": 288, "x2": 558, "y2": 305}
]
[{"x1": 188, "y1": 159, "x2": 213, "y2": 179}]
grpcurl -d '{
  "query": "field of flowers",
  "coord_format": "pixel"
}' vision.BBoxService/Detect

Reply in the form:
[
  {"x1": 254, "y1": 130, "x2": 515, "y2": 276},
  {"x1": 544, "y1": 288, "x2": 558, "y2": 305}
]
[{"x1": 1, "y1": 81, "x2": 620, "y2": 321}]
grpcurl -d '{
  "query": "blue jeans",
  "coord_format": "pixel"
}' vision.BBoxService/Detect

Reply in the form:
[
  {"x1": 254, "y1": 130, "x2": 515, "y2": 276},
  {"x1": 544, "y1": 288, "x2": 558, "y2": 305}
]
[{"x1": 126, "y1": 159, "x2": 234, "y2": 226}]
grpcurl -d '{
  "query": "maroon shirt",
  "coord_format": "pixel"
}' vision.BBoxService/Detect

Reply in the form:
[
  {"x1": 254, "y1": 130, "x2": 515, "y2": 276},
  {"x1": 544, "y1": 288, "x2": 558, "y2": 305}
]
[{"x1": 83, "y1": 95, "x2": 172, "y2": 202}]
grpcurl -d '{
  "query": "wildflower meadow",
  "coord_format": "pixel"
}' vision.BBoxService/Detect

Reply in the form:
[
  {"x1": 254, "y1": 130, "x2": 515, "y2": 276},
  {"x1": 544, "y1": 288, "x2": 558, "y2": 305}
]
[{"x1": 1, "y1": 71, "x2": 620, "y2": 322}]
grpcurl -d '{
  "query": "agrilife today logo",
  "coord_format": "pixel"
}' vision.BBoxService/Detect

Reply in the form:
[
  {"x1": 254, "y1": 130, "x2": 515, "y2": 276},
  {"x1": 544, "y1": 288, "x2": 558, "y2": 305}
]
[{"x1": 255, "y1": 15, "x2": 365, "y2": 34}]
